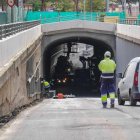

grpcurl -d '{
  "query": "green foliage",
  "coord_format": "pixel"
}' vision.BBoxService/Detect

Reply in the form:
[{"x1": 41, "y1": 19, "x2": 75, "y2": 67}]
[
  {"x1": 86, "y1": 0, "x2": 105, "y2": 12},
  {"x1": 26, "y1": 0, "x2": 125, "y2": 12},
  {"x1": 0, "y1": 0, "x2": 6, "y2": 5},
  {"x1": 58, "y1": 0, "x2": 74, "y2": 11},
  {"x1": 32, "y1": 0, "x2": 42, "y2": 11}
]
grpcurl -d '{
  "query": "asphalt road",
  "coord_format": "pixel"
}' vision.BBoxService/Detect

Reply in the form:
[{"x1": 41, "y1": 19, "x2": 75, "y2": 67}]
[{"x1": 0, "y1": 98, "x2": 140, "y2": 140}]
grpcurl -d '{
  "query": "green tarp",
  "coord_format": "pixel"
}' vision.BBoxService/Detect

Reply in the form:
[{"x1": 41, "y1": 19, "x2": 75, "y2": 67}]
[
  {"x1": 25, "y1": 11, "x2": 126, "y2": 24},
  {"x1": 0, "y1": 12, "x2": 7, "y2": 24}
]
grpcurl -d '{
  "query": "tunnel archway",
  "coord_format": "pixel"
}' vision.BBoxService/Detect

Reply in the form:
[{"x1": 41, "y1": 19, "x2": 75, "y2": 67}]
[{"x1": 43, "y1": 36, "x2": 114, "y2": 96}]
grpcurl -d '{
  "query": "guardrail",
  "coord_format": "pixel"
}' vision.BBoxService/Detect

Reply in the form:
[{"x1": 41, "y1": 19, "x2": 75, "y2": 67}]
[
  {"x1": 0, "y1": 20, "x2": 40, "y2": 40},
  {"x1": 119, "y1": 19, "x2": 140, "y2": 25}
]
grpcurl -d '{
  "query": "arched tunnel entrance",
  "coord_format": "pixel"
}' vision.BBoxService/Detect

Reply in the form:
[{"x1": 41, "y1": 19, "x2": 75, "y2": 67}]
[{"x1": 43, "y1": 36, "x2": 114, "y2": 97}]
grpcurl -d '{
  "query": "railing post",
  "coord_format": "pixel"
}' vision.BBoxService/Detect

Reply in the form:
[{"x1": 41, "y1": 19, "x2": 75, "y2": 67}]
[{"x1": 0, "y1": 26, "x2": 2, "y2": 40}]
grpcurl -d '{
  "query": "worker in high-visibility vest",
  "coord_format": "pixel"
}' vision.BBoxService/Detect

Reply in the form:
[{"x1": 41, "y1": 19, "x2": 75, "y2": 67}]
[
  {"x1": 98, "y1": 51, "x2": 116, "y2": 108},
  {"x1": 42, "y1": 80, "x2": 50, "y2": 95}
]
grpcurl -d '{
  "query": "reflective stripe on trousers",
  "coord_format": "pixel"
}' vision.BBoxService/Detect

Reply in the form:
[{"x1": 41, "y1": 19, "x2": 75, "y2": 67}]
[
  {"x1": 101, "y1": 73, "x2": 114, "y2": 79},
  {"x1": 100, "y1": 78, "x2": 115, "y2": 106}
]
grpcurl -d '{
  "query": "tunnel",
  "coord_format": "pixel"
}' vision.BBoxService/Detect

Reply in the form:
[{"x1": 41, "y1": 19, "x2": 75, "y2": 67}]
[{"x1": 43, "y1": 36, "x2": 114, "y2": 97}]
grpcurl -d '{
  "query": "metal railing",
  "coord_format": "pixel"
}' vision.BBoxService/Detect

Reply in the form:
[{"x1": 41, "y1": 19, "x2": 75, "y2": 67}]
[
  {"x1": 26, "y1": 59, "x2": 41, "y2": 97},
  {"x1": 119, "y1": 19, "x2": 140, "y2": 26},
  {"x1": 40, "y1": 14, "x2": 140, "y2": 26},
  {"x1": 40, "y1": 14, "x2": 98, "y2": 24},
  {"x1": 0, "y1": 20, "x2": 40, "y2": 40}
]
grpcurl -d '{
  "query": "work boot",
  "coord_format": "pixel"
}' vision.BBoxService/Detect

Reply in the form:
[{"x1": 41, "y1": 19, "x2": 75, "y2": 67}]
[{"x1": 110, "y1": 104, "x2": 115, "y2": 108}]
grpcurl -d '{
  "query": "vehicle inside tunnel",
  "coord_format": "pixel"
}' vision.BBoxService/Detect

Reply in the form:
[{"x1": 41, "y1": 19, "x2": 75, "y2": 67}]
[{"x1": 43, "y1": 37, "x2": 114, "y2": 97}]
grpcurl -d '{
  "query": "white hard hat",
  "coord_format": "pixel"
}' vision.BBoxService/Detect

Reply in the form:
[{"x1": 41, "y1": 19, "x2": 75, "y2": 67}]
[{"x1": 104, "y1": 51, "x2": 111, "y2": 58}]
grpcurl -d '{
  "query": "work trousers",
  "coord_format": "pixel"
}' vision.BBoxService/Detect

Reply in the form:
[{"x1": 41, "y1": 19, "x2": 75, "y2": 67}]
[
  {"x1": 44, "y1": 86, "x2": 50, "y2": 94},
  {"x1": 100, "y1": 78, "x2": 115, "y2": 106}
]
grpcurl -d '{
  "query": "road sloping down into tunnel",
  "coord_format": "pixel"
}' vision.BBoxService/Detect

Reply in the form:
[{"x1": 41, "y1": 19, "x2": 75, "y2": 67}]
[
  {"x1": 43, "y1": 36, "x2": 115, "y2": 97},
  {"x1": 1, "y1": 98, "x2": 140, "y2": 140}
]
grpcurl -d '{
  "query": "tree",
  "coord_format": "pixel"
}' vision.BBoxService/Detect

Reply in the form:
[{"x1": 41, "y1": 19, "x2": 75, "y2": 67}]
[
  {"x1": 86, "y1": 0, "x2": 105, "y2": 12},
  {"x1": 52, "y1": 0, "x2": 75, "y2": 11},
  {"x1": 61, "y1": 0, "x2": 74, "y2": 11},
  {"x1": 72, "y1": 0, "x2": 81, "y2": 11},
  {"x1": 0, "y1": 0, "x2": 6, "y2": 11},
  {"x1": 41, "y1": 0, "x2": 45, "y2": 10},
  {"x1": 32, "y1": 0, "x2": 42, "y2": 11}
]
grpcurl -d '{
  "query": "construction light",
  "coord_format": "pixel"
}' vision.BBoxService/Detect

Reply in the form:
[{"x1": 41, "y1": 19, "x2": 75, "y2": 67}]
[{"x1": 67, "y1": 68, "x2": 71, "y2": 72}]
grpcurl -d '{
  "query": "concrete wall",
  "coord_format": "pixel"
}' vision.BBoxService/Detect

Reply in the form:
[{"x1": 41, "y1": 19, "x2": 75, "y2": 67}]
[
  {"x1": 42, "y1": 29, "x2": 116, "y2": 54},
  {"x1": 117, "y1": 24, "x2": 140, "y2": 42},
  {"x1": 0, "y1": 36, "x2": 42, "y2": 117},
  {"x1": 0, "y1": 25, "x2": 42, "y2": 69},
  {"x1": 0, "y1": 25, "x2": 42, "y2": 117},
  {"x1": 42, "y1": 20, "x2": 116, "y2": 34},
  {"x1": 116, "y1": 38, "x2": 140, "y2": 73},
  {"x1": 116, "y1": 24, "x2": 140, "y2": 74}
]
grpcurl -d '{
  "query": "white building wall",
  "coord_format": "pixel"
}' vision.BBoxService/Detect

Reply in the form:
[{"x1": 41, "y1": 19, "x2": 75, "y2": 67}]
[{"x1": 116, "y1": 24, "x2": 140, "y2": 75}]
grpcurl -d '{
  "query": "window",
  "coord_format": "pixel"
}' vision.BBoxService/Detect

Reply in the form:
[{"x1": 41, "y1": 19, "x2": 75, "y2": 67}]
[
  {"x1": 123, "y1": 65, "x2": 129, "y2": 78},
  {"x1": 123, "y1": 62, "x2": 137, "y2": 78}
]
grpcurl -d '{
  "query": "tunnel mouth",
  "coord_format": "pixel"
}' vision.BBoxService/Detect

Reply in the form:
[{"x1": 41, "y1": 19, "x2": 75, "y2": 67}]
[{"x1": 43, "y1": 36, "x2": 114, "y2": 97}]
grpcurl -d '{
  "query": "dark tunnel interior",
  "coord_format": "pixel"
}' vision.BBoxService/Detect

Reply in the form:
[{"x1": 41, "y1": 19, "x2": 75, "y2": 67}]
[{"x1": 43, "y1": 36, "x2": 114, "y2": 97}]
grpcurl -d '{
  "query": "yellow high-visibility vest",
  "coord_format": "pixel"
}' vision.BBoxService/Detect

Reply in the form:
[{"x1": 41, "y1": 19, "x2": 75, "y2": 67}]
[
  {"x1": 43, "y1": 81, "x2": 50, "y2": 87},
  {"x1": 98, "y1": 58, "x2": 116, "y2": 73}
]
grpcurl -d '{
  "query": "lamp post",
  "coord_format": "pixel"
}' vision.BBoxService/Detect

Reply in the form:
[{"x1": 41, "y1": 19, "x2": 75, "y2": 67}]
[
  {"x1": 41, "y1": 0, "x2": 45, "y2": 11},
  {"x1": 76, "y1": 0, "x2": 79, "y2": 18},
  {"x1": 106, "y1": 0, "x2": 109, "y2": 12},
  {"x1": 1, "y1": 0, "x2": 5, "y2": 11},
  {"x1": 138, "y1": 0, "x2": 140, "y2": 14},
  {"x1": 90, "y1": 0, "x2": 93, "y2": 20},
  {"x1": 122, "y1": 0, "x2": 126, "y2": 13},
  {"x1": 56, "y1": 0, "x2": 60, "y2": 21},
  {"x1": 83, "y1": 0, "x2": 86, "y2": 20}
]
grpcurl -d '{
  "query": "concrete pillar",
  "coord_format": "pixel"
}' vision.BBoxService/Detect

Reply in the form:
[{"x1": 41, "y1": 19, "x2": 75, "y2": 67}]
[
  {"x1": 139, "y1": 0, "x2": 140, "y2": 13},
  {"x1": 122, "y1": 0, "x2": 126, "y2": 13},
  {"x1": 106, "y1": 0, "x2": 109, "y2": 12}
]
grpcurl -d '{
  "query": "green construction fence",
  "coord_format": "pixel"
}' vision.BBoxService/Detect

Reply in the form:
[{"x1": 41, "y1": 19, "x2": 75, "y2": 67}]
[{"x1": 25, "y1": 11, "x2": 126, "y2": 24}]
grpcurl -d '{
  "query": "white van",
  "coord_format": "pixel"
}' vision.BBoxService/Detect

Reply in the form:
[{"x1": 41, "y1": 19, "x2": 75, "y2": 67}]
[{"x1": 117, "y1": 57, "x2": 140, "y2": 106}]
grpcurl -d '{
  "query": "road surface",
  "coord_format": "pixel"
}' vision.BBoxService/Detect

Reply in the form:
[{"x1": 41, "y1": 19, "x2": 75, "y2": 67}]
[{"x1": 0, "y1": 98, "x2": 140, "y2": 140}]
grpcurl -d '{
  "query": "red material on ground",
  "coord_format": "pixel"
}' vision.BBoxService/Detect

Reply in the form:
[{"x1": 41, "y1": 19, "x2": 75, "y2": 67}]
[{"x1": 57, "y1": 93, "x2": 64, "y2": 99}]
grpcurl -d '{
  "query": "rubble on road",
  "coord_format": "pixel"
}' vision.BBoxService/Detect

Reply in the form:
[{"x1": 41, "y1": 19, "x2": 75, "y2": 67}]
[{"x1": 53, "y1": 94, "x2": 76, "y2": 99}]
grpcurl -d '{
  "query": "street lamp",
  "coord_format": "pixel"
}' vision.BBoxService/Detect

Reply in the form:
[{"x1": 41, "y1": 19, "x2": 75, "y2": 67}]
[
  {"x1": 83, "y1": 0, "x2": 86, "y2": 20},
  {"x1": 106, "y1": 0, "x2": 110, "y2": 12},
  {"x1": 90, "y1": 0, "x2": 93, "y2": 20},
  {"x1": 139, "y1": 0, "x2": 140, "y2": 13},
  {"x1": 121, "y1": 0, "x2": 126, "y2": 13}
]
